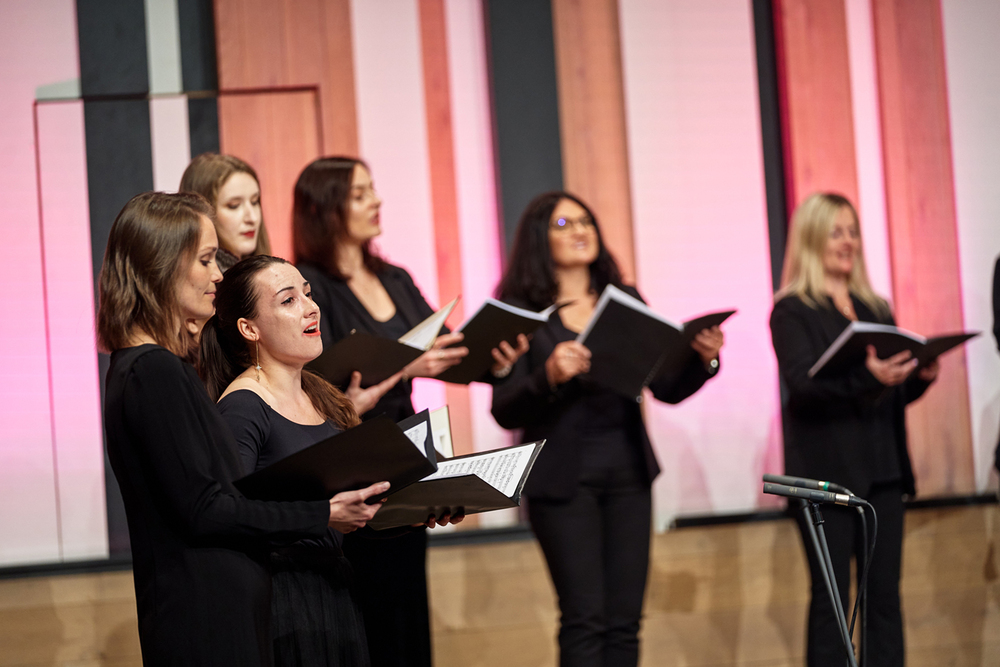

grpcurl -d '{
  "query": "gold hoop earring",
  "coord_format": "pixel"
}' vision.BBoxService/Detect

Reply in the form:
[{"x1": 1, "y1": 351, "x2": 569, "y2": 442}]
[{"x1": 254, "y1": 338, "x2": 262, "y2": 382}]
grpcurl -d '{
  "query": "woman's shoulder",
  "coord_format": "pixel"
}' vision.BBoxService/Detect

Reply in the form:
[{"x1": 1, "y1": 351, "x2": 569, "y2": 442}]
[
  {"x1": 217, "y1": 386, "x2": 271, "y2": 423},
  {"x1": 115, "y1": 343, "x2": 186, "y2": 377},
  {"x1": 378, "y1": 262, "x2": 415, "y2": 284}
]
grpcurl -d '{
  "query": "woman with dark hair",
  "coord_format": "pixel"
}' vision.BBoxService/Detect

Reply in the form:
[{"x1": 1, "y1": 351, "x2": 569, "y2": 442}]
[
  {"x1": 180, "y1": 152, "x2": 271, "y2": 272},
  {"x1": 98, "y1": 192, "x2": 387, "y2": 666},
  {"x1": 770, "y1": 193, "x2": 938, "y2": 667},
  {"x1": 491, "y1": 191, "x2": 724, "y2": 667},
  {"x1": 201, "y1": 254, "x2": 398, "y2": 666},
  {"x1": 293, "y1": 156, "x2": 526, "y2": 667}
]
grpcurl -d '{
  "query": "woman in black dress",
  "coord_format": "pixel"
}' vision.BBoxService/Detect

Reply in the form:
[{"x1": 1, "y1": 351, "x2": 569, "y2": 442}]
[
  {"x1": 180, "y1": 152, "x2": 270, "y2": 272},
  {"x1": 769, "y1": 193, "x2": 939, "y2": 667},
  {"x1": 97, "y1": 192, "x2": 387, "y2": 666},
  {"x1": 292, "y1": 156, "x2": 526, "y2": 667},
  {"x1": 491, "y1": 191, "x2": 724, "y2": 667}
]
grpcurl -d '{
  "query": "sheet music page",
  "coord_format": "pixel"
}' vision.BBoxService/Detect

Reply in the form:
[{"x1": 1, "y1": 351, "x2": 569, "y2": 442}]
[
  {"x1": 399, "y1": 296, "x2": 459, "y2": 350},
  {"x1": 429, "y1": 406, "x2": 453, "y2": 458},
  {"x1": 402, "y1": 422, "x2": 428, "y2": 456},
  {"x1": 423, "y1": 444, "x2": 535, "y2": 497}
]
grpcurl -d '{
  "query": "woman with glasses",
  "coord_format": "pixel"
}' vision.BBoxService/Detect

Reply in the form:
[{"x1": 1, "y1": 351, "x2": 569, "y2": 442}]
[{"x1": 491, "y1": 191, "x2": 724, "y2": 667}]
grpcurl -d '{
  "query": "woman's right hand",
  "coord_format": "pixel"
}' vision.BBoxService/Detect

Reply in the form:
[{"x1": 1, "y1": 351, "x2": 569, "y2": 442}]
[
  {"x1": 328, "y1": 481, "x2": 390, "y2": 533},
  {"x1": 545, "y1": 341, "x2": 591, "y2": 387},
  {"x1": 865, "y1": 345, "x2": 918, "y2": 386},
  {"x1": 346, "y1": 370, "x2": 404, "y2": 415}
]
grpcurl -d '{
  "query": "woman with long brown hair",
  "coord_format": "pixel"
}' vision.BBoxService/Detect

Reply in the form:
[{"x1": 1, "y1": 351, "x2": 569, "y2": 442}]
[
  {"x1": 770, "y1": 192, "x2": 939, "y2": 666},
  {"x1": 293, "y1": 156, "x2": 526, "y2": 667},
  {"x1": 98, "y1": 192, "x2": 387, "y2": 666},
  {"x1": 180, "y1": 152, "x2": 271, "y2": 272},
  {"x1": 201, "y1": 254, "x2": 394, "y2": 666}
]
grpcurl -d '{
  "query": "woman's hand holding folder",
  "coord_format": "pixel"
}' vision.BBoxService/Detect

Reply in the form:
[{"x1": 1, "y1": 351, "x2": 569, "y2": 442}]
[
  {"x1": 329, "y1": 481, "x2": 391, "y2": 533},
  {"x1": 346, "y1": 370, "x2": 405, "y2": 415}
]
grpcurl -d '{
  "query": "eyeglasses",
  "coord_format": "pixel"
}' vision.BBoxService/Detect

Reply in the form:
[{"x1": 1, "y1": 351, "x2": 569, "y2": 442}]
[{"x1": 549, "y1": 215, "x2": 595, "y2": 231}]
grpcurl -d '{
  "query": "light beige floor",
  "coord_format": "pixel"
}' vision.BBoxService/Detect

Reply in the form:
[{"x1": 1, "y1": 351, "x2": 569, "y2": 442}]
[{"x1": 1, "y1": 504, "x2": 998, "y2": 666}]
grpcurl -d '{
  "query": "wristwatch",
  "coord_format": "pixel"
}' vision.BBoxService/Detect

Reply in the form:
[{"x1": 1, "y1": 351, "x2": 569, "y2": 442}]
[{"x1": 706, "y1": 357, "x2": 720, "y2": 375}]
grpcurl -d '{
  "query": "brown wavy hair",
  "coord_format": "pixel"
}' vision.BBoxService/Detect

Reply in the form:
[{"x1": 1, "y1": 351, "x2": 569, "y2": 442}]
[
  {"x1": 292, "y1": 156, "x2": 384, "y2": 278},
  {"x1": 97, "y1": 192, "x2": 215, "y2": 356},
  {"x1": 180, "y1": 153, "x2": 272, "y2": 257},
  {"x1": 200, "y1": 255, "x2": 359, "y2": 429}
]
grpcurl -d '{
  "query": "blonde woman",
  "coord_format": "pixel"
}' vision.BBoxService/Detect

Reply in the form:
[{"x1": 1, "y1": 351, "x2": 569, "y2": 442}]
[
  {"x1": 769, "y1": 193, "x2": 938, "y2": 667},
  {"x1": 180, "y1": 153, "x2": 271, "y2": 272}
]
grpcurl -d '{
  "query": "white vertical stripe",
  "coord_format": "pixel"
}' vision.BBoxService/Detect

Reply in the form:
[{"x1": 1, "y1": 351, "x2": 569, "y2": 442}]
[
  {"x1": 351, "y1": 0, "x2": 445, "y2": 413},
  {"x1": 941, "y1": 0, "x2": 1000, "y2": 491},
  {"x1": 37, "y1": 101, "x2": 109, "y2": 561},
  {"x1": 618, "y1": 0, "x2": 782, "y2": 529},
  {"x1": 149, "y1": 95, "x2": 191, "y2": 193},
  {"x1": 845, "y1": 0, "x2": 893, "y2": 302},
  {"x1": 445, "y1": 0, "x2": 515, "y2": 526},
  {"x1": 144, "y1": 0, "x2": 183, "y2": 95}
]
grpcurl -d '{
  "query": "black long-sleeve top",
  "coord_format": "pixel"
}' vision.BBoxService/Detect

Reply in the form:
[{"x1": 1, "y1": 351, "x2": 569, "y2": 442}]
[
  {"x1": 491, "y1": 286, "x2": 716, "y2": 501},
  {"x1": 103, "y1": 345, "x2": 331, "y2": 666},
  {"x1": 769, "y1": 294, "x2": 930, "y2": 497}
]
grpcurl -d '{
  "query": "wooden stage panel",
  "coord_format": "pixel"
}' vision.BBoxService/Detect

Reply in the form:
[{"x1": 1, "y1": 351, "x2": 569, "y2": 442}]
[{"x1": 1, "y1": 504, "x2": 997, "y2": 666}]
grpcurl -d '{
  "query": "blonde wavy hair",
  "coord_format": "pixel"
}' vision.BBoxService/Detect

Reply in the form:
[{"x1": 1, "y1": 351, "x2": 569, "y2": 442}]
[{"x1": 776, "y1": 192, "x2": 890, "y2": 319}]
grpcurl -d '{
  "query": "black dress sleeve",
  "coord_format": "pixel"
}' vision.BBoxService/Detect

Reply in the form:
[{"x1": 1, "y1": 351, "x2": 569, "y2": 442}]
[
  {"x1": 770, "y1": 296, "x2": 885, "y2": 415},
  {"x1": 124, "y1": 350, "x2": 330, "y2": 542},
  {"x1": 217, "y1": 390, "x2": 272, "y2": 476},
  {"x1": 490, "y1": 349, "x2": 562, "y2": 430}
]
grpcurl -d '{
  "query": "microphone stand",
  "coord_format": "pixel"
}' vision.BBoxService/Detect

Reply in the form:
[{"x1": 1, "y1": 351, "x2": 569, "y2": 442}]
[{"x1": 799, "y1": 500, "x2": 858, "y2": 667}]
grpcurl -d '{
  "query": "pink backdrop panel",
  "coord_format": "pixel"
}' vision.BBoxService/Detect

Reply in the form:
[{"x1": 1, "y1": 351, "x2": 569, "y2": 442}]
[
  {"x1": 0, "y1": 0, "x2": 81, "y2": 565},
  {"x1": 350, "y1": 0, "x2": 445, "y2": 413},
  {"x1": 845, "y1": 0, "x2": 894, "y2": 301},
  {"x1": 444, "y1": 0, "x2": 515, "y2": 524},
  {"x1": 618, "y1": 0, "x2": 782, "y2": 528},
  {"x1": 941, "y1": 0, "x2": 1000, "y2": 490},
  {"x1": 36, "y1": 101, "x2": 108, "y2": 560}
]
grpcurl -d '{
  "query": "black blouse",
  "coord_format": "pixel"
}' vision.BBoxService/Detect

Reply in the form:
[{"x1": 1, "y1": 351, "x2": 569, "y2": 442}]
[
  {"x1": 770, "y1": 294, "x2": 930, "y2": 496},
  {"x1": 491, "y1": 286, "x2": 717, "y2": 501},
  {"x1": 103, "y1": 345, "x2": 331, "y2": 666},
  {"x1": 218, "y1": 389, "x2": 345, "y2": 551}
]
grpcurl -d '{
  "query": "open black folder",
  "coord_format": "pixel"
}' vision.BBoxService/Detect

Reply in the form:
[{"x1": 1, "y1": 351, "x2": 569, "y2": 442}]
[
  {"x1": 807, "y1": 322, "x2": 979, "y2": 378},
  {"x1": 306, "y1": 298, "x2": 458, "y2": 387},
  {"x1": 436, "y1": 300, "x2": 566, "y2": 385},
  {"x1": 367, "y1": 440, "x2": 545, "y2": 530},
  {"x1": 233, "y1": 414, "x2": 438, "y2": 503},
  {"x1": 577, "y1": 285, "x2": 735, "y2": 400}
]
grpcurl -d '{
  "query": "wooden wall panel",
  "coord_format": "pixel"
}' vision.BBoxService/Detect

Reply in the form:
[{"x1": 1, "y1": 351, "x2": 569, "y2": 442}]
[
  {"x1": 551, "y1": 0, "x2": 635, "y2": 283},
  {"x1": 872, "y1": 0, "x2": 974, "y2": 495},
  {"x1": 217, "y1": 90, "x2": 321, "y2": 260},
  {"x1": 418, "y1": 0, "x2": 473, "y2": 456},
  {"x1": 774, "y1": 0, "x2": 859, "y2": 209},
  {"x1": 213, "y1": 0, "x2": 358, "y2": 155}
]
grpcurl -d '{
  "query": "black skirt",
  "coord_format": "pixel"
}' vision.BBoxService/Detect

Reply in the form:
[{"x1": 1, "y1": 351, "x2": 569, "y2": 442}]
[{"x1": 269, "y1": 547, "x2": 371, "y2": 667}]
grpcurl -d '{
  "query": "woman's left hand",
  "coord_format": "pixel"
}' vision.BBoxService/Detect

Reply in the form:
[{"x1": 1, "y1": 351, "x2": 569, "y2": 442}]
[
  {"x1": 490, "y1": 334, "x2": 530, "y2": 377},
  {"x1": 918, "y1": 359, "x2": 940, "y2": 383},
  {"x1": 415, "y1": 510, "x2": 466, "y2": 528},
  {"x1": 691, "y1": 326, "x2": 724, "y2": 365},
  {"x1": 404, "y1": 332, "x2": 469, "y2": 379}
]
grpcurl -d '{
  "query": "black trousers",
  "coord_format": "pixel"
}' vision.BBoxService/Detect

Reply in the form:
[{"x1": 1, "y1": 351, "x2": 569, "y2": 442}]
[
  {"x1": 528, "y1": 463, "x2": 652, "y2": 667},
  {"x1": 796, "y1": 481, "x2": 905, "y2": 667}
]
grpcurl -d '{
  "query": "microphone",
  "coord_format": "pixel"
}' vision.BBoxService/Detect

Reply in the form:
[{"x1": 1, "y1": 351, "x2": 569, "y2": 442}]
[
  {"x1": 763, "y1": 473, "x2": 855, "y2": 496},
  {"x1": 763, "y1": 482, "x2": 865, "y2": 507}
]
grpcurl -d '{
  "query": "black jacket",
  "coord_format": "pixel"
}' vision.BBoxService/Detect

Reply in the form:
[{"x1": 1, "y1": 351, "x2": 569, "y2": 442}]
[
  {"x1": 104, "y1": 345, "x2": 330, "y2": 666},
  {"x1": 491, "y1": 286, "x2": 716, "y2": 500},
  {"x1": 770, "y1": 294, "x2": 930, "y2": 497}
]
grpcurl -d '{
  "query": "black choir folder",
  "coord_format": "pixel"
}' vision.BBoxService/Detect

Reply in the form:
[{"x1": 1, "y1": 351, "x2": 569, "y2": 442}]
[
  {"x1": 368, "y1": 440, "x2": 545, "y2": 530},
  {"x1": 307, "y1": 298, "x2": 458, "y2": 387},
  {"x1": 807, "y1": 322, "x2": 979, "y2": 378},
  {"x1": 577, "y1": 285, "x2": 735, "y2": 400},
  {"x1": 233, "y1": 413, "x2": 438, "y2": 503},
  {"x1": 436, "y1": 300, "x2": 567, "y2": 385},
  {"x1": 233, "y1": 407, "x2": 544, "y2": 529}
]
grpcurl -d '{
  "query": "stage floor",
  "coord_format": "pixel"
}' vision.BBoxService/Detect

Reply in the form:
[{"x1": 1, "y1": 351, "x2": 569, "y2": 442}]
[{"x1": 1, "y1": 504, "x2": 997, "y2": 666}]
